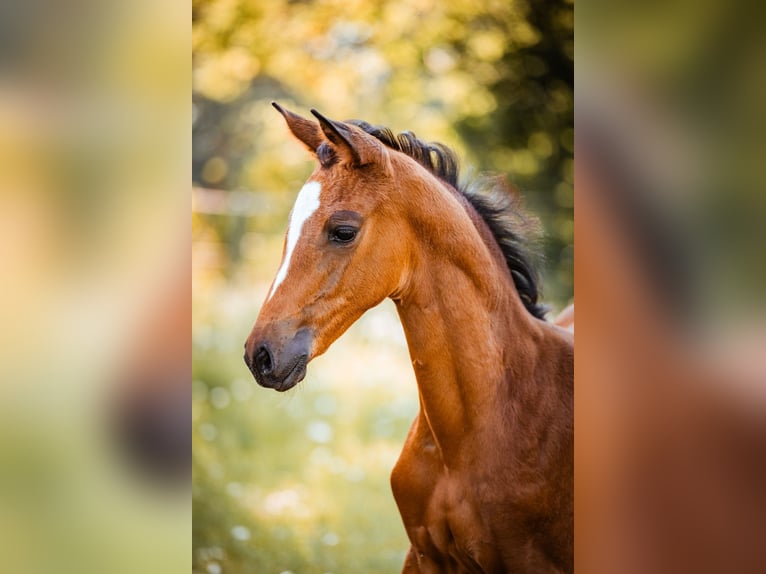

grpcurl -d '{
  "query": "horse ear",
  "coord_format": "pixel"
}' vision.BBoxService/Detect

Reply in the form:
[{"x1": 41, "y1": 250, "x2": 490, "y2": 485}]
[
  {"x1": 272, "y1": 102, "x2": 323, "y2": 153},
  {"x1": 310, "y1": 109, "x2": 380, "y2": 166}
]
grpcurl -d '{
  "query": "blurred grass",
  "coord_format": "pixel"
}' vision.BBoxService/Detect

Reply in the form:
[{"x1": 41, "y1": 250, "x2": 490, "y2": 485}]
[{"x1": 193, "y1": 260, "x2": 418, "y2": 572}]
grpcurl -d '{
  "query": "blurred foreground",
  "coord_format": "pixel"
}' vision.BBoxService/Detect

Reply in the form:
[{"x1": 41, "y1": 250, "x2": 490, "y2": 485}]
[
  {"x1": 577, "y1": 1, "x2": 766, "y2": 571},
  {"x1": 0, "y1": 0, "x2": 189, "y2": 572}
]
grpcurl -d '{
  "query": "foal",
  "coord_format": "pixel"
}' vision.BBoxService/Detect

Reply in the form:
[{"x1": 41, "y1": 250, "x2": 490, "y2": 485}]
[{"x1": 245, "y1": 104, "x2": 573, "y2": 573}]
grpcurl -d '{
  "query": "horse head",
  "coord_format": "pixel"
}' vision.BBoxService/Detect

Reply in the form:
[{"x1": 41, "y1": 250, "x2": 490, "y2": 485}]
[{"x1": 244, "y1": 104, "x2": 413, "y2": 391}]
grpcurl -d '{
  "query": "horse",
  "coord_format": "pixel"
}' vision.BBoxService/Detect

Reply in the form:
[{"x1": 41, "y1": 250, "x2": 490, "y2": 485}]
[{"x1": 244, "y1": 103, "x2": 574, "y2": 573}]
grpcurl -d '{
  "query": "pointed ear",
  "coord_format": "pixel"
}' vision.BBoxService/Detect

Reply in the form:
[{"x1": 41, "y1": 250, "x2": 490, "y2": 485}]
[
  {"x1": 310, "y1": 109, "x2": 382, "y2": 167},
  {"x1": 272, "y1": 102, "x2": 323, "y2": 153}
]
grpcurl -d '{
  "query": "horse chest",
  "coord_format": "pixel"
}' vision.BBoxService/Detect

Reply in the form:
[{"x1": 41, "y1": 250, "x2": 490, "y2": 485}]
[{"x1": 392, "y1": 418, "x2": 499, "y2": 573}]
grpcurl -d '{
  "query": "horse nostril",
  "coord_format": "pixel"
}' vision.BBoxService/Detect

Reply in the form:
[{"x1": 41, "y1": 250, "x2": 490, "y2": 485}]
[{"x1": 254, "y1": 345, "x2": 273, "y2": 376}]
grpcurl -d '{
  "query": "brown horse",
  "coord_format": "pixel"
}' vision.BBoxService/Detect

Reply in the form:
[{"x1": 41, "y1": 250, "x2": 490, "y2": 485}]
[{"x1": 244, "y1": 104, "x2": 573, "y2": 573}]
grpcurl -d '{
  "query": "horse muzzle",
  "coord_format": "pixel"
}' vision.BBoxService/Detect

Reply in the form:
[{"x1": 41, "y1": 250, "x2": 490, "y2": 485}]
[{"x1": 244, "y1": 327, "x2": 312, "y2": 392}]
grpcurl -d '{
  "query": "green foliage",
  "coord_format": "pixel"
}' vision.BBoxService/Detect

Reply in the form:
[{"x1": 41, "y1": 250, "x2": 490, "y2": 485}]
[{"x1": 193, "y1": 0, "x2": 573, "y2": 305}]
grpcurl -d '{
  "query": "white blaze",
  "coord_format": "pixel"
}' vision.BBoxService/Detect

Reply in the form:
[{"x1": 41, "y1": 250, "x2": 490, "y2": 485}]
[{"x1": 267, "y1": 181, "x2": 322, "y2": 301}]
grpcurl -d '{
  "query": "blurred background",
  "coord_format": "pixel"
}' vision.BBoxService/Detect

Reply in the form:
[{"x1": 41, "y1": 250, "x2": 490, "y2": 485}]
[
  {"x1": 192, "y1": 1, "x2": 572, "y2": 573},
  {"x1": 577, "y1": 1, "x2": 766, "y2": 572},
  {"x1": 0, "y1": 0, "x2": 189, "y2": 573}
]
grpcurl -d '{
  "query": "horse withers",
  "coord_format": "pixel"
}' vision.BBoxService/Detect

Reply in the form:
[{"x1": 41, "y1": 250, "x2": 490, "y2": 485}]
[{"x1": 245, "y1": 104, "x2": 574, "y2": 573}]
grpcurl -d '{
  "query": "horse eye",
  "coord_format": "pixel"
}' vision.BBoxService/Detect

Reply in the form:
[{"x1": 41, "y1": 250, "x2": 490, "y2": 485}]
[{"x1": 329, "y1": 226, "x2": 358, "y2": 244}]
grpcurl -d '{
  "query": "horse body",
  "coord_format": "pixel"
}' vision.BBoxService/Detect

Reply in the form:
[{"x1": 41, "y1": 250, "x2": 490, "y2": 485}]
[
  {"x1": 387, "y1": 172, "x2": 573, "y2": 572},
  {"x1": 245, "y1": 104, "x2": 573, "y2": 573}
]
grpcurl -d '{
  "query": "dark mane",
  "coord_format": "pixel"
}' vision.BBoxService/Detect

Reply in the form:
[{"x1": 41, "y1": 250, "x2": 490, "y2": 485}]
[{"x1": 349, "y1": 120, "x2": 548, "y2": 320}]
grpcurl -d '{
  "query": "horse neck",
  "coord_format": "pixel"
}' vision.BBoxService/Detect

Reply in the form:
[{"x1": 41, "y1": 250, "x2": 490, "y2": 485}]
[{"x1": 392, "y1": 174, "x2": 551, "y2": 462}]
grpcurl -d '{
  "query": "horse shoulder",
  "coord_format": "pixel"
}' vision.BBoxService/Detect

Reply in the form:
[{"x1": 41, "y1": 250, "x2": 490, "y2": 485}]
[
  {"x1": 391, "y1": 414, "x2": 449, "y2": 570},
  {"x1": 391, "y1": 413, "x2": 442, "y2": 524}
]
